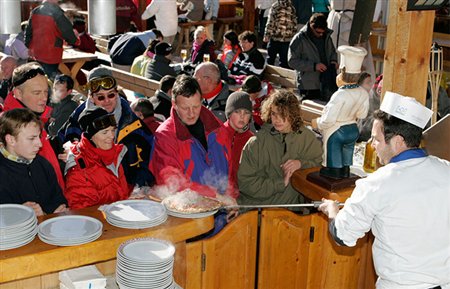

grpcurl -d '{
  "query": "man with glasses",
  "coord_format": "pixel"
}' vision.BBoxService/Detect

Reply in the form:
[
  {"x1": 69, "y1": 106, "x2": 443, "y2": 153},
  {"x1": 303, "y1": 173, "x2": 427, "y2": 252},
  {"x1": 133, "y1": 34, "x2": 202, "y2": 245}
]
[
  {"x1": 60, "y1": 67, "x2": 155, "y2": 187},
  {"x1": 194, "y1": 62, "x2": 230, "y2": 122},
  {"x1": 288, "y1": 13, "x2": 338, "y2": 102},
  {"x1": 2, "y1": 62, "x2": 65, "y2": 191}
]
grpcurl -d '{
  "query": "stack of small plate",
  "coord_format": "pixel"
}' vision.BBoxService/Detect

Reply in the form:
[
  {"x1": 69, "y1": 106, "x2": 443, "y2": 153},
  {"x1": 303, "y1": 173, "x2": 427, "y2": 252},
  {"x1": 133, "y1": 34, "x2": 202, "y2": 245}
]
[
  {"x1": 104, "y1": 200, "x2": 168, "y2": 229},
  {"x1": 116, "y1": 238, "x2": 181, "y2": 289},
  {"x1": 38, "y1": 215, "x2": 103, "y2": 246},
  {"x1": 0, "y1": 204, "x2": 38, "y2": 250}
]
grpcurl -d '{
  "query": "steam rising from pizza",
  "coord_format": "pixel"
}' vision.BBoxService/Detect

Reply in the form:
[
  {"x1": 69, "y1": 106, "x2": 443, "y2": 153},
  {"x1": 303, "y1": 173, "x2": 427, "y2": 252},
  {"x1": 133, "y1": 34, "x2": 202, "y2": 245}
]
[{"x1": 162, "y1": 189, "x2": 222, "y2": 214}]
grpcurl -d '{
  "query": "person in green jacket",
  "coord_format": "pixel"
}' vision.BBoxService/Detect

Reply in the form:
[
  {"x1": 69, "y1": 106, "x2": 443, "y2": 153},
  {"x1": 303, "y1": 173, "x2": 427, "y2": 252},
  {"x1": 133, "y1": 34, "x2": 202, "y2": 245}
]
[{"x1": 237, "y1": 90, "x2": 323, "y2": 207}]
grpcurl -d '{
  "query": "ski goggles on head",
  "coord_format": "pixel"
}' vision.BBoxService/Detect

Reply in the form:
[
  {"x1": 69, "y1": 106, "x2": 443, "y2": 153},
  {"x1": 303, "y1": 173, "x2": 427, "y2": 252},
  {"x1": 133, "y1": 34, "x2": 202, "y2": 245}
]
[
  {"x1": 12, "y1": 67, "x2": 46, "y2": 87},
  {"x1": 88, "y1": 76, "x2": 117, "y2": 93}
]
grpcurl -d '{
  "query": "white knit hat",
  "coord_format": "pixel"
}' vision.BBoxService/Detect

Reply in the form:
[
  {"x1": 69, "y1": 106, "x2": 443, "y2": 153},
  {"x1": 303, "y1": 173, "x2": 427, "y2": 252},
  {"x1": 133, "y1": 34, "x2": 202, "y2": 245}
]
[
  {"x1": 338, "y1": 45, "x2": 367, "y2": 74},
  {"x1": 380, "y1": 91, "x2": 433, "y2": 129}
]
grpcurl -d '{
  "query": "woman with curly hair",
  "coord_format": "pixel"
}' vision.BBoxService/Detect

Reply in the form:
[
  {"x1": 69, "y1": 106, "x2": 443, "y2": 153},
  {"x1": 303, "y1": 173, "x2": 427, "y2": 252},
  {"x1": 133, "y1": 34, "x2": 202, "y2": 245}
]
[{"x1": 237, "y1": 90, "x2": 323, "y2": 208}]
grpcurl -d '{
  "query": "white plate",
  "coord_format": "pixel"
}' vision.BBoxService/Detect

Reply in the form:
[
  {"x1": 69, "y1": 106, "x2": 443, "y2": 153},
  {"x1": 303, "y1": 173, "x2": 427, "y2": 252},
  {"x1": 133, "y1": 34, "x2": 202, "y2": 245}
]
[
  {"x1": 0, "y1": 204, "x2": 35, "y2": 229},
  {"x1": 105, "y1": 200, "x2": 167, "y2": 222},
  {"x1": 38, "y1": 215, "x2": 102, "y2": 241},
  {"x1": 118, "y1": 238, "x2": 175, "y2": 263}
]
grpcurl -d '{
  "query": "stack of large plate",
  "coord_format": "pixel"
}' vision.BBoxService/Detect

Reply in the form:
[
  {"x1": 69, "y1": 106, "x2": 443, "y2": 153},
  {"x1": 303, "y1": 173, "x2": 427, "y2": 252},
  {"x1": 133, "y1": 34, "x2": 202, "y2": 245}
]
[
  {"x1": 116, "y1": 238, "x2": 181, "y2": 289},
  {"x1": 0, "y1": 204, "x2": 37, "y2": 250},
  {"x1": 104, "y1": 200, "x2": 168, "y2": 229},
  {"x1": 38, "y1": 215, "x2": 103, "y2": 246}
]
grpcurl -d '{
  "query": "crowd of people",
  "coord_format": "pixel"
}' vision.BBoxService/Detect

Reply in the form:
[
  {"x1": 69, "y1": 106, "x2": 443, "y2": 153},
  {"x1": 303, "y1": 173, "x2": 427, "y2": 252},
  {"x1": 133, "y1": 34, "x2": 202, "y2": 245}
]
[{"x1": 0, "y1": 0, "x2": 449, "y2": 288}]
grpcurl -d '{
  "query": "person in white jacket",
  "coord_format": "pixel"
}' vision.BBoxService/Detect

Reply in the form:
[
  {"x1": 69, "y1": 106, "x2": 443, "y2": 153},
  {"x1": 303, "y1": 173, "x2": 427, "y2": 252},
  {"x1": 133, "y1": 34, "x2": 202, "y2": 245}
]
[
  {"x1": 141, "y1": 0, "x2": 178, "y2": 45},
  {"x1": 312, "y1": 45, "x2": 369, "y2": 179},
  {"x1": 318, "y1": 92, "x2": 450, "y2": 289}
]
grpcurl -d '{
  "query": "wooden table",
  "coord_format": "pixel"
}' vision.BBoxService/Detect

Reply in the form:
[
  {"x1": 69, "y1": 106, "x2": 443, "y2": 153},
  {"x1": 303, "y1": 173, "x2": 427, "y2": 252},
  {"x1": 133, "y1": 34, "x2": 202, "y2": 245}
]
[
  {"x1": 0, "y1": 206, "x2": 214, "y2": 288},
  {"x1": 59, "y1": 48, "x2": 97, "y2": 92}
]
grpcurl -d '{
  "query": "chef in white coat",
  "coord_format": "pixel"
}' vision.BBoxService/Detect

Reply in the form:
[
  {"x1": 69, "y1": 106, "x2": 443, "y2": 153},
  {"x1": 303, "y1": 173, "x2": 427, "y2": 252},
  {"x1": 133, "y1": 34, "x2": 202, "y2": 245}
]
[{"x1": 318, "y1": 92, "x2": 450, "y2": 289}]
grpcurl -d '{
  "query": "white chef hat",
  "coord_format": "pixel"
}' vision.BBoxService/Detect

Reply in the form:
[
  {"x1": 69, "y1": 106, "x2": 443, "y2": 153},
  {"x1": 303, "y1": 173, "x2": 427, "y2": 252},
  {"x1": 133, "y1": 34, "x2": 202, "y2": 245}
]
[
  {"x1": 338, "y1": 45, "x2": 367, "y2": 74},
  {"x1": 380, "y1": 91, "x2": 433, "y2": 129}
]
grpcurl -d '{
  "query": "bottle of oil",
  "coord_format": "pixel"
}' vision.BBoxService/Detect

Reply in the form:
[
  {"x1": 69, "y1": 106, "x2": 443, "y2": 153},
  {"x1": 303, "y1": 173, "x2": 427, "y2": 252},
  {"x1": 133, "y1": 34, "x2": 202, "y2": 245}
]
[{"x1": 363, "y1": 140, "x2": 377, "y2": 173}]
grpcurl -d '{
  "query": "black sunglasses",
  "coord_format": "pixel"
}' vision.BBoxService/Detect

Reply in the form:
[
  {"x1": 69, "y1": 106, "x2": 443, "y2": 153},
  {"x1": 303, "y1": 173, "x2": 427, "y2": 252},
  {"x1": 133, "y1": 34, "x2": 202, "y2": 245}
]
[
  {"x1": 93, "y1": 92, "x2": 117, "y2": 101},
  {"x1": 12, "y1": 67, "x2": 46, "y2": 87}
]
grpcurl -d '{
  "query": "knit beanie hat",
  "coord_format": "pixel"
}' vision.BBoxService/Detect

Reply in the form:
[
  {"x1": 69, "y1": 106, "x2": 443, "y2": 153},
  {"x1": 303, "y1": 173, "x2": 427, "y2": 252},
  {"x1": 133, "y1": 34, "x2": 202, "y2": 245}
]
[
  {"x1": 155, "y1": 42, "x2": 173, "y2": 56},
  {"x1": 79, "y1": 107, "x2": 117, "y2": 139},
  {"x1": 87, "y1": 67, "x2": 113, "y2": 82},
  {"x1": 241, "y1": 75, "x2": 262, "y2": 94},
  {"x1": 225, "y1": 91, "x2": 253, "y2": 119}
]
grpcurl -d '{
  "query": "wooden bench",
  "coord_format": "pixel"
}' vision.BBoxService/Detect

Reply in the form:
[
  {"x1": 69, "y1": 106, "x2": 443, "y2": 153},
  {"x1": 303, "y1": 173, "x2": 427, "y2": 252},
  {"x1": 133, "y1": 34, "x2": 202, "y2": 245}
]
[
  {"x1": 262, "y1": 64, "x2": 297, "y2": 91},
  {"x1": 215, "y1": 16, "x2": 244, "y2": 47},
  {"x1": 176, "y1": 19, "x2": 216, "y2": 55},
  {"x1": 300, "y1": 99, "x2": 325, "y2": 125},
  {"x1": 91, "y1": 35, "x2": 109, "y2": 54},
  {"x1": 98, "y1": 65, "x2": 160, "y2": 99}
]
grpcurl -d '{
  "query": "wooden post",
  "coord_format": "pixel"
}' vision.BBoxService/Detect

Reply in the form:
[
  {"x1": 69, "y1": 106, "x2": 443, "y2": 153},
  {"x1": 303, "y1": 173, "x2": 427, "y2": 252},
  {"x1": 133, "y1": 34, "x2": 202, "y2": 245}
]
[
  {"x1": 243, "y1": 0, "x2": 255, "y2": 32},
  {"x1": 381, "y1": 0, "x2": 435, "y2": 105}
]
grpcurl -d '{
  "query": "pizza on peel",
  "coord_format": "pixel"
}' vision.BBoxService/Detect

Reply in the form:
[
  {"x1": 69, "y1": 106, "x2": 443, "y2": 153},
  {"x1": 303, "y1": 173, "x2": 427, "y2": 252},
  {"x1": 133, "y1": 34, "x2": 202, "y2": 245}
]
[{"x1": 162, "y1": 189, "x2": 222, "y2": 214}]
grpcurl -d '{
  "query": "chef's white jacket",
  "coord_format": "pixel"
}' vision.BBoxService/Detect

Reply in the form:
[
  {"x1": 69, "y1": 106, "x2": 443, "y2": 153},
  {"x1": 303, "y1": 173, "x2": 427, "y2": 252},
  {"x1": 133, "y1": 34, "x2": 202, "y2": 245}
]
[{"x1": 335, "y1": 156, "x2": 450, "y2": 289}]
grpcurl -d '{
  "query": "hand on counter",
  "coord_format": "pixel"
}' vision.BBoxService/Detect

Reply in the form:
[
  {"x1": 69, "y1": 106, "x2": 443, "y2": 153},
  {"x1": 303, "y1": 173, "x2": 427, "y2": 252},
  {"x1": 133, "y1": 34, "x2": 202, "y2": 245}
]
[
  {"x1": 282, "y1": 159, "x2": 301, "y2": 187},
  {"x1": 23, "y1": 201, "x2": 45, "y2": 216}
]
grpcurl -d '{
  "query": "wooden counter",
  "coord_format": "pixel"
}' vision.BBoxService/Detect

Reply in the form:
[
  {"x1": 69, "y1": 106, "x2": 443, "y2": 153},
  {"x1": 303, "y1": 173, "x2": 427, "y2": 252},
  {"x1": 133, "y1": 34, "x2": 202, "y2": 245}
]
[
  {"x1": 290, "y1": 167, "x2": 377, "y2": 289},
  {"x1": 291, "y1": 167, "x2": 355, "y2": 202},
  {"x1": 0, "y1": 206, "x2": 214, "y2": 288}
]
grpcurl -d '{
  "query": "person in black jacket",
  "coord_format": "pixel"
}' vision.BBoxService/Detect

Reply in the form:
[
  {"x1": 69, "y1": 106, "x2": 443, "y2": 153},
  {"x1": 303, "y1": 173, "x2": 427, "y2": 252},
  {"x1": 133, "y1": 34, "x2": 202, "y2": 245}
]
[
  {"x1": 150, "y1": 75, "x2": 176, "y2": 121},
  {"x1": 0, "y1": 108, "x2": 67, "y2": 216},
  {"x1": 108, "y1": 29, "x2": 163, "y2": 72},
  {"x1": 144, "y1": 42, "x2": 177, "y2": 81}
]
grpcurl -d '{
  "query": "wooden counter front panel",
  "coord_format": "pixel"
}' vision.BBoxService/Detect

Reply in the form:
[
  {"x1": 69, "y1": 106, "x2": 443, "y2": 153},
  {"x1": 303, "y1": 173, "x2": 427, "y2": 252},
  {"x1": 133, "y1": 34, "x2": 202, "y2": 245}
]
[{"x1": 258, "y1": 210, "x2": 372, "y2": 289}]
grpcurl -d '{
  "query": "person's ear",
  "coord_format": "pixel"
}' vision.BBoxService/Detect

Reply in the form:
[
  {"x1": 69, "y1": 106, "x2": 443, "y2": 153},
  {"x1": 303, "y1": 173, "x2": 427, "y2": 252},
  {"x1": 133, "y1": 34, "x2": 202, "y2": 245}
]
[
  {"x1": 13, "y1": 87, "x2": 23, "y2": 101},
  {"x1": 5, "y1": 134, "x2": 15, "y2": 146}
]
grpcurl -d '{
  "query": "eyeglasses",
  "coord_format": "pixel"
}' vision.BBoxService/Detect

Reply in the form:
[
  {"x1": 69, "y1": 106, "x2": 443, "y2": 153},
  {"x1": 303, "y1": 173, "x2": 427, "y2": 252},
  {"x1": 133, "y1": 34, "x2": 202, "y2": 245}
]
[
  {"x1": 93, "y1": 92, "x2": 117, "y2": 101},
  {"x1": 92, "y1": 114, "x2": 117, "y2": 131},
  {"x1": 88, "y1": 76, "x2": 117, "y2": 93},
  {"x1": 12, "y1": 67, "x2": 46, "y2": 87}
]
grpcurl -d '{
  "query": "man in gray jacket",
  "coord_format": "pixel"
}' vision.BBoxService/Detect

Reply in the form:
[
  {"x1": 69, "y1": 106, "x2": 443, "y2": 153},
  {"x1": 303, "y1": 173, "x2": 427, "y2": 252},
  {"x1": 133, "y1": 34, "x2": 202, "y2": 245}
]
[{"x1": 288, "y1": 13, "x2": 338, "y2": 102}]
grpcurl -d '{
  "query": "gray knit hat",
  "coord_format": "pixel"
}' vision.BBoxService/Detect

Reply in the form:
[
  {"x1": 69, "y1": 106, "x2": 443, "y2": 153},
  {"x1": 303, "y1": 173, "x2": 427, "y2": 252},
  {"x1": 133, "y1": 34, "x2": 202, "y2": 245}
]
[
  {"x1": 87, "y1": 67, "x2": 113, "y2": 82},
  {"x1": 225, "y1": 91, "x2": 253, "y2": 119}
]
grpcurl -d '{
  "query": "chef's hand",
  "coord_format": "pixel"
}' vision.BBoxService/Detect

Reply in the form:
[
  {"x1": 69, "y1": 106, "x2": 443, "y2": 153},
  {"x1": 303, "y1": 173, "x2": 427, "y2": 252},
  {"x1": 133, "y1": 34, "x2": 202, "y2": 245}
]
[
  {"x1": 53, "y1": 204, "x2": 68, "y2": 213},
  {"x1": 23, "y1": 201, "x2": 45, "y2": 216},
  {"x1": 281, "y1": 159, "x2": 301, "y2": 187},
  {"x1": 318, "y1": 198, "x2": 340, "y2": 219}
]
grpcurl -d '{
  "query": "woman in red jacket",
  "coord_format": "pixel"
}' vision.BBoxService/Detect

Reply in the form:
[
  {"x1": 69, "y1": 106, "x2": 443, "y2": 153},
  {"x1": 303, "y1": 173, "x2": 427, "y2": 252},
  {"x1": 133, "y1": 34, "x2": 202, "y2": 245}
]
[{"x1": 64, "y1": 108, "x2": 131, "y2": 209}]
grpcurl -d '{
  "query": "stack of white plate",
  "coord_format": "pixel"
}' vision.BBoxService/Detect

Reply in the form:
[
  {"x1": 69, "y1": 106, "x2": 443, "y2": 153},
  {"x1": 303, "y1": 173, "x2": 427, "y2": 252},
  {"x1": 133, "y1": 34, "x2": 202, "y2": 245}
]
[
  {"x1": 116, "y1": 238, "x2": 181, "y2": 289},
  {"x1": 0, "y1": 204, "x2": 37, "y2": 250},
  {"x1": 38, "y1": 215, "x2": 103, "y2": 246},
  {"x1": 104, "y1": 200, "x2": 168, "y2": 229}
]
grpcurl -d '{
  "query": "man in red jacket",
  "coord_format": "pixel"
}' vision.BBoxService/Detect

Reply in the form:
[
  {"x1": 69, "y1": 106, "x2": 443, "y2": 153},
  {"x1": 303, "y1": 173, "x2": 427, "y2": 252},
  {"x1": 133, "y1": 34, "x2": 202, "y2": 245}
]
[
  {"x1": 25, "y1": 0, "x2": 80, "y2": 80},
  {"x1": 3, "y1": 62, "x2": 65, "y2": 191}
]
